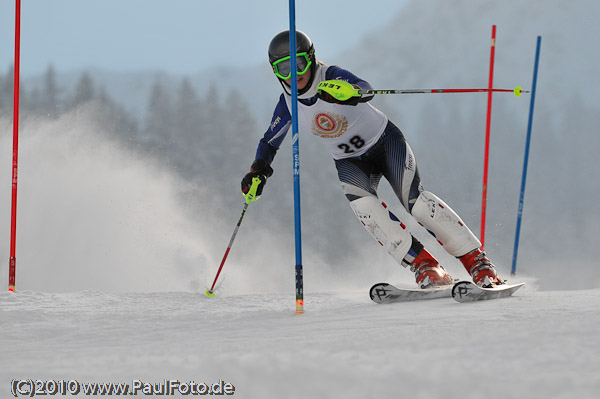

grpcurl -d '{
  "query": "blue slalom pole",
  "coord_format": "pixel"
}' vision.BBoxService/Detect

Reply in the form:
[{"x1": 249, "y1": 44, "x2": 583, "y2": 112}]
[
  {"x1": 511, "y1": 36, "x2": 541, "y2": 275},
  {"x1": 288, "y1": 0, "x2": 304, "y2": 314}
]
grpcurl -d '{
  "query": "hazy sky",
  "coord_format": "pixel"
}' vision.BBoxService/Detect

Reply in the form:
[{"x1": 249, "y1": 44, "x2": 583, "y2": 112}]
[{"x1": 1, "y1": 0, "x2": 408, "y2": 77}]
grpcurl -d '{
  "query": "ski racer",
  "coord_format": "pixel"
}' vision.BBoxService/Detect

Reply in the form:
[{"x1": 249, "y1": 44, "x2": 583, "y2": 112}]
[{"x1": 241, "y1": 30, "x2": 504, "y2": 288}]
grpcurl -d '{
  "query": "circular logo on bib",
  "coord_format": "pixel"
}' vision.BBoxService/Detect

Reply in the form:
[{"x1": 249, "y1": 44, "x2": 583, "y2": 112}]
[
  {"x1": 315, "y1": 113, "x2": 336, "y2": 132},
  {"x1": 312, "y1": 112, "x2": 348, "y2": 138}
]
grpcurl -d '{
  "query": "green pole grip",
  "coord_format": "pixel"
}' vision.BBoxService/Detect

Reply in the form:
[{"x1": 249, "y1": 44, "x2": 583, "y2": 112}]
[{"x1": 244, "y1": 176, "x2": 262, "y2": 204}]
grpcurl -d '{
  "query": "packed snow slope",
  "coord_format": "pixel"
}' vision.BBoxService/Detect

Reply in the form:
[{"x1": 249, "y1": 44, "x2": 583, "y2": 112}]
[{"x1": 2, "y1": 286, "x2": 599, "y2": 399}]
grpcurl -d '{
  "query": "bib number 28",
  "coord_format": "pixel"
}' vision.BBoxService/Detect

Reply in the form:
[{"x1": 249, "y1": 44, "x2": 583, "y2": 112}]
[{"x1": 338, "y1": 135, "x2": 365, "y2": 154}]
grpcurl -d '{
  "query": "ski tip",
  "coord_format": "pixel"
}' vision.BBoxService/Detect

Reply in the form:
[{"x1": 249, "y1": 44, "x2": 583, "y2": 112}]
[
  {"x1": 205, "y1": 289, "x2": 215, "y2": 298},
  {"x1": 369, "y1": 283, "x2": 389, "y2": 301}
]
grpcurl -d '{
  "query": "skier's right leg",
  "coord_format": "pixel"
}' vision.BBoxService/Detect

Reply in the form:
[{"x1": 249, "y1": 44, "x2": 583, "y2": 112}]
[{"x1": 335, "y1": 157, "x2": 452, "y2": 288}]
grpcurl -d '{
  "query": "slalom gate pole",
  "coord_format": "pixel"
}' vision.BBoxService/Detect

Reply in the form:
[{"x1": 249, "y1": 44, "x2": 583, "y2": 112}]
[
  {"x1": 9, "y1": 0, "x2": 22, "y2": 293},
  {"x1": 288, "y1": 0, "x2": 304, "y2": 315},
  {"x1": 511, "y1": 36, "x2": 541, "y2": 276},
  {"x1": 205, "y1": 177, "x2": 261, "y2": 297},
  {"x1": 481, "y1": 25, "x2": 496, "y2": 248},
  {"x1": 358, "y1": 87, "x2": 527, "y2": 96}
]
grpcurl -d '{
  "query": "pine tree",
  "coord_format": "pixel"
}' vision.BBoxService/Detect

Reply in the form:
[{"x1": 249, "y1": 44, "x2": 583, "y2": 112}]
[
  {"x1": 175, "y1": 79, "x2": 203, "y2": 150},
  {"x1": 0, "y1": 65, "x2": 14, "y2": 117},
  {"x1": 93, "y1": 87, "x2": 139, "y2": 140},
  {"x1": 198, "y1": 83, "x2": 224, "y2": 171},
  {"x1": 71, "y1": 72, "x2": 95, "y2": 108},
  {"x1": 41, "y1": 64, "x2": 60, "y2": 118},
  {"x1": 143, "y1": 75, "x2": 174, "y2": 149},
  {"x1": 222, "y1": 89, "x2": 256, "y2": 168}
]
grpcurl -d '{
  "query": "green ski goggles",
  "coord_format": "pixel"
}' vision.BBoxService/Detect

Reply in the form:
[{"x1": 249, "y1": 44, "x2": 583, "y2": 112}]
[{"x1": 271, "y1": 52, "x2": 312, "y2": 80}]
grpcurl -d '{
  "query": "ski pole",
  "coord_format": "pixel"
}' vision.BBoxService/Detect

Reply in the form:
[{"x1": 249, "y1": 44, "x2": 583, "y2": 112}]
[
  {"x1": 205, "y1": 176, "x2": 262, "y2": 297},
  {"x1": 358, "y1": 86, "x2": 528, "y2": 97}
]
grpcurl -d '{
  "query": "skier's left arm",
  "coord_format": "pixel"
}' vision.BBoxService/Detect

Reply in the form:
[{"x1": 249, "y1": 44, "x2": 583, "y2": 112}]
[{"x1": 317, "y1": 65, "x2": 375, "y2": 105}]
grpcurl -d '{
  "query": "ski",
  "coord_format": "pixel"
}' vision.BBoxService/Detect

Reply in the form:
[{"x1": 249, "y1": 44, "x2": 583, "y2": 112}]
[
  {"x1": 369, "y1": 282, "x2": 453, "y2": 304},
  {"x1": 451, "y1": 281, "x2": 525, "y2": 303}
]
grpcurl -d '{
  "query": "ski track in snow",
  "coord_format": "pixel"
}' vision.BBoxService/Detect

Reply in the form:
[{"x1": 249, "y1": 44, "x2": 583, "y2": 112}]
[{"x1": 1, "y1": 286, "x2": 599, "y2": 399}]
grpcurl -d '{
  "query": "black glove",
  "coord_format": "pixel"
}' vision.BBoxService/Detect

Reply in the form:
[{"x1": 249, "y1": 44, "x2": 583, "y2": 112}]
[{"x1": 241, "y1": 159, "x2": 273, "y2": 196}]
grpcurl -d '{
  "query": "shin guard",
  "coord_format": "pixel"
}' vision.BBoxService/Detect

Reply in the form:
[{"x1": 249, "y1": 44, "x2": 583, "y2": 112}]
[
  {"x1": 411, "y1": 191, "x2": 480, "y2": 257},
  {"x1": 350, "y1": 196, "x2": 412, "y2": 263}
]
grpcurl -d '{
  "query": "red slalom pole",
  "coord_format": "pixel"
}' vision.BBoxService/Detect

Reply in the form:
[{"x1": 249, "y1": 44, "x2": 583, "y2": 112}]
[
  {"x1": 9, "y1": 0, "x2": 22, "y2": 293},
  {"x1": 480, "y1": 25, "x2": 496, "y2": 248}
]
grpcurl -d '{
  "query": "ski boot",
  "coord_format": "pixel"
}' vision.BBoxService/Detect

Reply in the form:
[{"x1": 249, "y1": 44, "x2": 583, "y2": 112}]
[
  {"x1": 410, "y1": 248, "x2": 454, "y2": 289},
  {"x1": 459, "y1": 248, "x2": 504, "y2": 287}
]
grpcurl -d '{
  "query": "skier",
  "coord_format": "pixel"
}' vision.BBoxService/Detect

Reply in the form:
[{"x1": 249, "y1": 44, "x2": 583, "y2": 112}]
[{"x1": 241, "y1": 30, "x2": 504, "y2": 288}]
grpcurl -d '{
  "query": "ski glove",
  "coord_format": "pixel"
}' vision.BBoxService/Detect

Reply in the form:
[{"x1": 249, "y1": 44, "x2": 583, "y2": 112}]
[
  {"x1": 241, "y1": 159, "x2": 273, "y2": 196},
  {"x1": 317, "y1": 80, "x2": 364, "y2": 106}
]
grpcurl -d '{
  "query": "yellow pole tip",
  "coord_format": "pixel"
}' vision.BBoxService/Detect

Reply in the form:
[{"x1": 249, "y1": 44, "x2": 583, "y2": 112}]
[
  {"x1": 514, "y1": 86, "x2": 522, "y2": 97},
  {"x1": 205, "y1": 289, "x2": 215, "y2": 297}
]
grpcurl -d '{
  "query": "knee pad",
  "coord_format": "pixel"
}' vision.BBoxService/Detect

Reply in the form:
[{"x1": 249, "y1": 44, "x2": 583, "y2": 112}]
[
  {"x1": 410, "y1": 191, "x2": 480, "y2": 257},
  {"x1": 349, "y1": 196, "x2": 412, "y2": 262},
  {"x1": 340, "y1": 182, "x2": 374, "y2": 202}
]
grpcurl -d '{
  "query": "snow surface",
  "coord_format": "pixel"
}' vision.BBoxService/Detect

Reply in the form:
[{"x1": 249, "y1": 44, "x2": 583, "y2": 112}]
[{"x1": 2, "y1": 285, "x2": 599, "y2": 399}]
